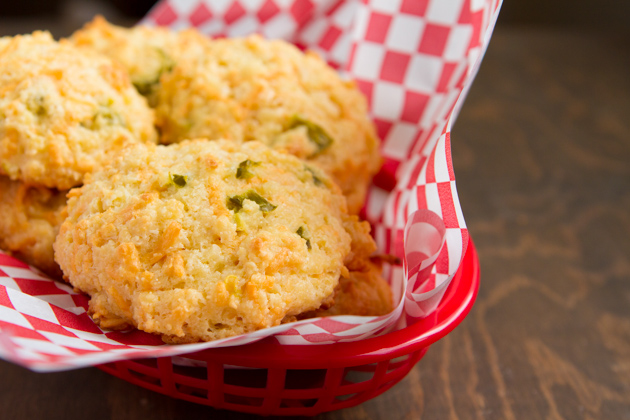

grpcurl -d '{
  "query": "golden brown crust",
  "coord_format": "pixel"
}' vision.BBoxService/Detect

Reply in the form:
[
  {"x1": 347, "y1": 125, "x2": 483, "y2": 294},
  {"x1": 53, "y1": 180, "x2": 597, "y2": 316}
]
[
  {"x1": 54, "y1": 139, "x2": 368, "y2": 342},
  {"x1": 69, "y1": 16, "x2": 211, "y2": 106},
  {"x1": 0, "y1": 175, "x2": 67, "y2": 278},
  {"x1": 154, "y1": 35, "x2": 381, "y2": 213},
  {"x1": 0, "y1": 31, "x2": 157, "y2": 189}
]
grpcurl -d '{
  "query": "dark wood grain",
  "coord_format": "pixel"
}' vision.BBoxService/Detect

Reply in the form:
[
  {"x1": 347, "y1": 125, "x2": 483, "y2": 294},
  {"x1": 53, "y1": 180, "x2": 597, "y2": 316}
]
[{"x1": 1, "y1": 22, "x2": 629, "y2": 420}]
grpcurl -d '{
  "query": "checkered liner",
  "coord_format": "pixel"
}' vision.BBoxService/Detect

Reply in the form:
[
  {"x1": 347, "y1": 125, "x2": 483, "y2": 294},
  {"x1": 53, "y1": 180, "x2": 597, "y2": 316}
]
[{"x1": 0, "y1": 0, "x2": 502, "y2": 371}]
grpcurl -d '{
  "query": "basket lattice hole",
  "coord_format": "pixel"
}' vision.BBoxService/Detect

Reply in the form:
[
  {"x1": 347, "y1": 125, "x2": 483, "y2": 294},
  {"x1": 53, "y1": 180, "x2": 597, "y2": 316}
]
[
  {"x1": 386, "y1": 355, "x2": 411, "y2": 373},
  {"x1": 133, "y1": 359, "x2": 158, "y2": 368},
  {"x1": 342, "y1": 363, "x2": 378, "y2": 385},
  {"x1": 223, "y1": 367, "x2": 267, "y2": 388},
  {"x1": 280, "y1": 398, "x2": 318, "y2": 408},
  {"x1": 128, "y1": 368, "x2": 161, "y2": 387},
  {"x1": 172, "y1": 364, "x2": 208, "y2": 379},
  {"x1": 224, "y1": 393, "x2": 264, "y2": 407},
  {"x1": 335, "y1": 393, "x2": 360, "y2": 402},
  {"x1": 175, "y1": 382, "x2": 207, "y2": 398},
  {"x1": 284, "y1": 369, "x2": 327, "y2": 390}
]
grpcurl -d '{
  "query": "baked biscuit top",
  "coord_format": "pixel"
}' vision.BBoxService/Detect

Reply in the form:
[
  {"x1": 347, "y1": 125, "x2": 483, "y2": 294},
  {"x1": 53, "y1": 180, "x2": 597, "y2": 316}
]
[
  {"x1": 155, "y1": 35, "x2": 381, "y2": 214},
  {"x1": 70, "y1": 16, "x2": 210, "y2": 106},
  {"x1": 54, "y1": 140, "x2": 354, "y2": 342},
  {"x1": 0, "y1": 31, "x2": 157, "y2": 189}
]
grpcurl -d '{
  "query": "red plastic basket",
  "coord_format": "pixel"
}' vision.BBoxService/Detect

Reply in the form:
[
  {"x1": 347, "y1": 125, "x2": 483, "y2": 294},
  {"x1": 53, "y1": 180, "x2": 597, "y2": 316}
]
[{"x1": 97, "y1": 238, "x2": 479, "y2": 416}]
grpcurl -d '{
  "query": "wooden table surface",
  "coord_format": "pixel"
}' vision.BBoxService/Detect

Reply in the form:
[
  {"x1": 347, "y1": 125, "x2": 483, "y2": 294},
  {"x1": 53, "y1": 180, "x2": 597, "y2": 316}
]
[{"x1": 1, "y1": 18, "x2": 630, "y2": 420}]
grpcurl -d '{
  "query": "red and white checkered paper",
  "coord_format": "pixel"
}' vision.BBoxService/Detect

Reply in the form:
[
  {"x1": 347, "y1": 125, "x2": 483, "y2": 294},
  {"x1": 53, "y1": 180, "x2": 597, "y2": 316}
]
[{"x1": 0, "y1": 0, "x2": 502, "y2": 371}]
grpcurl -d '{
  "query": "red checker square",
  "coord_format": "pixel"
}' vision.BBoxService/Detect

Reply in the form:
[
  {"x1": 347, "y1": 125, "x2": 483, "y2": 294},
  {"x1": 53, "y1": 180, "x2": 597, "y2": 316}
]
[
  {"x1": 224, "y1": 2, "x2": 246, "y2": 25},
  {"x1": 445, "y1": 133, "x2": 455, "y2": 180},
  {"x1": 71, "y1": 294, "x2": 90, "y2": 311},
  {"x1": 0, "y1": 320, "x2": 45, "y2": 340},
  {"x1": 151, "y1": 3, "x2": 178, "y2": 26},
  {"x1": 355, "y1": 79, "x2": 374, "y2": 107},
  {"x1": 276, "y1": 328, "x2": 300, "y2": 336},
  {"x1": 414, "y1": 185, "x2": 428, "y2": 213},
  {"x1": 318, "y1": 26, "x2": 342, "y2": 51},
  {"x1": 379, "y1": 51, "x2": 411, "y2": 84},
  {"x1": 436, "y1": 62, "x2": 457, "y2": 93},
  {"x1": 290, "y1": 0, "x2": 315, "y2": 25},
  {"x1": 458, "y1": 0, "x2": 472, "y2": 23},
  {"x1": 400, "y1": 0, "x2": 430, "y2": 16},
  {"x1": 314, "y1": 318, "x2": 356, "y2": 333},
  {"x1": 257, "y1": 0, "x2": 280, "y2": 23},
  {"x1": 425, "y1": 149, "x2": 436, "y2": 183},
  {"x1": 13, "y1": 278, "x2": 66, "y2": 296},
  {"x1": 51, "y1": 306, "x2": 102, "y2": 334},
  {"x1": 436, "y1": 245, "x2": 450, "y2": 274},
  {"x1": 382, "y1": 226, "x2": 396, "y2": 255},
  {"x1": 469, "y1": 10, "x2": 484, "y2": 49},
  {"x1": 86, "y1": 340, "x2": 130, "y2": 351},
  {"x1": 461, "y1": 229, "x2": 470, "y2": 253},
  {"x1": 0, "y1": 286, "x2": 13, "y2": 308},
  {"x1": 372, "y1": 118, "x2": 394, "y2": 143},
  {"x1": 365, "y1": 12, "x2": 392, "y2": 43},
  {"x1": 372, "y1": 157, "x2": 400, "y2": 192},
  {"x1": 437, "y1": 181, "x2": 459, "y2": 229},
  {"x1": 293, "y1": 41, "x2": 307, "y2": 52},
  {"x1": 189, "y1": 3, "x2": 213, "y2": 26},
  {"x1": 23, "y1": 314, "x2": 78, "y2": 337},
  {"x1": 454, "y1": 64, "x2": 468, "y2": 89},
  {"x1": 406, "y1": 156, "x2": 427, "y2": 189},
  {"x1": 0, "y1": 253, "x2": 29, "y2": 268},
  {"x1": 401, "y1": 91, "x2": 430, "y2": 123},
  {"x1": 418, "y1": 24, "x2": 451, "y2": 56},
  {"x1": 415, "y1": 273, "x2": 436, "y2": 293},
  {"x1": 68, "y1": 347, "x2": 101, "y2": 356}
]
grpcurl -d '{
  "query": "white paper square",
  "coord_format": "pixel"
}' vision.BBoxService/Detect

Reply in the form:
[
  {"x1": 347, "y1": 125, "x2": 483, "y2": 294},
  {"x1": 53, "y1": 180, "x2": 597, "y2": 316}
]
[
  {"x1": 424, "y1": 182, "x2": 443, "y2": 218},
  {"x1": 0, "y1": 305, "x2": 33, "y2": 329},
  {"x1": 352, "y1": 5, "x2": 370, "y2": 40},
  {"x1": 420, "y1": 93, "x2": 446, "y2": 127},
  {"x1": 227, "y1": 16, "x2": 260, "y2": 37},
  {"x1": 197, "y1": 20, "x2": 226, "y2": 36},
  {"x1": 369, "y1": 0, "x2": 403, "y2": 14},
  {"x1": 443, "y1": 25, "x2": 473, "y2": 61},
  {"x1": 383, "y1": 122, "x2": 418, "y2": 160},
  {"x1": 240, "y1": 0, "x2": 265, "y2": 12},
  {"x1": 385, "y1": 14, "x2": 425, "y2": 53},
  {"x1": 433, "y1": 140, "x2": 451, "y2": 182},
  {"x1": 405, "y1": 54, "x2": 444, "y2": 93},
  {"x1": 372, "y1": 81, "x2": 405, "y2": 120},
  {"x1": 299, "y1": 17, "x2": 328, "y2": 42},
  {"x1": 13, "y1": 337, "x2": 77, "y2": 357},
  {"x1": 170, "y1": 0, "x2": 202, "y2": 14},
  {"x1": 350, "y1": 42, "x2": 385, "y2": 80},
  {"x1": 330, "y1": 33, "x2": 353, "y2": 67},
  {"x1": 0, "y1": 266, "x2": 49, "y2": 280},
  {"x1": 203, "y1": 0, "x2": 233, "y2": 15},
  {"x1": 262, "y1": 13, "x2": 297, "y2": 40},
  {"x1": 7, "y1": 289, "x2": 58, "y2": 323},
  {"x1": 39, "y1": 331, "x2": 102, "y2": 351},
  {"x1": 332, "y1": 0, "x2": 359, "y2": 27},
  {"x1": 426, "y1": 0, "x2": 465, "y2": 25}
]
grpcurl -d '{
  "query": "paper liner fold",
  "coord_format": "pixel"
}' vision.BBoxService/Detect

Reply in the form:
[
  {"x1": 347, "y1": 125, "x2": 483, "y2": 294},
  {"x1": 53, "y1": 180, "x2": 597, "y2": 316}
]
[{"x1": 0, "y1": 0, "x2": 502, "y2": 371}]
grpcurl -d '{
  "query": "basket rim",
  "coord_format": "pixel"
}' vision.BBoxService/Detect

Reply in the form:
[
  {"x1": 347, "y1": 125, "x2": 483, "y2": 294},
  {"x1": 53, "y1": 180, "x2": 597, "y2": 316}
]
[{"x1": 177, "y1": 238, "x2": 479, "y2": 369}]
